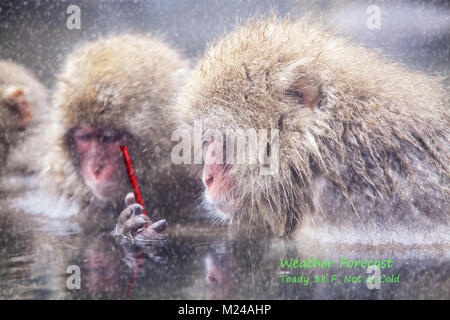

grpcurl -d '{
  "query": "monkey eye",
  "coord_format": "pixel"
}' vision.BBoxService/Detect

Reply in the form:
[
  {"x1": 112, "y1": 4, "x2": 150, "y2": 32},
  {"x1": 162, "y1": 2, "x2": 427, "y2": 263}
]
[
  {"x1": 206, "y1": 175, "x2": 214, "y2": 186},
  {"x1": 202, "y1": 136, "x2": 214, "y2": 149},
  {"x1": 74, "y1": 134, "x2": 94, "y2": 142},
  {"x1": 100, "y1": 130, "x2": 123, "y2": 143}
]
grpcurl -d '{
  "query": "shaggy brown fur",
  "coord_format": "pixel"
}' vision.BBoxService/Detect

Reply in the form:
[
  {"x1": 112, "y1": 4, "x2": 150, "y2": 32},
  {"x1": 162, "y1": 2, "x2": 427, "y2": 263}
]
[
  {"x1": 0, "y1": 60, "x2": 48, "y2": 173},
  {"x1": 177, "y1": 17, "x2": 449, "y2": 243},
  {"x1": 38, "y1": 34, "x2": 201, "y2": 222}
]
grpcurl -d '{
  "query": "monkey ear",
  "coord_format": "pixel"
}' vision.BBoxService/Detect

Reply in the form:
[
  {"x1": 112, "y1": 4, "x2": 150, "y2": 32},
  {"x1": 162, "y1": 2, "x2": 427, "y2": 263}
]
[
  {"x1": 288, "y1": 77, "x2": 320, "y2": 110},
  {"x1": 279, "y1": 61, "x2": 321, "y2": 110},
  {"x1": 2, "y1": 86, "x2": 32, "y2": 127}
]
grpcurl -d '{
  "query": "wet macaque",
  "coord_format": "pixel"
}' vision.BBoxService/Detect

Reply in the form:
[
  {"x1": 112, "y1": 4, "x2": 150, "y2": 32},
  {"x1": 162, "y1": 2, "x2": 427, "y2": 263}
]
[
  {"x1": 39, "y1": 35, "x2": 200, "y2": 234},
  {"x1": 0, "y1": 61, "x2": 47, "y2": 175},
  {"x1": 176, "y1": 17, "x2": 450, "y2": 242}
]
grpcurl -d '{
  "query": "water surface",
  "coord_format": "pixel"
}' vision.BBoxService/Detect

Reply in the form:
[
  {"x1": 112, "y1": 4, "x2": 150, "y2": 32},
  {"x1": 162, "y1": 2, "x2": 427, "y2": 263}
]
[{"x1": 0, "y1": 202, "x2": 448, "y2": 300}]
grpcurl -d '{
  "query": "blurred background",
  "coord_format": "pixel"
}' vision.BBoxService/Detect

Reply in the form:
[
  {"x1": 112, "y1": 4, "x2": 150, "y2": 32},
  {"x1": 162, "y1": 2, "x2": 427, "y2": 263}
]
[
  {"x1": 0, "y1": 0, "x2": 449, "y2": 300},
  {"x1": 0, "y1": 0, "x2": 449, "y2": 89}
]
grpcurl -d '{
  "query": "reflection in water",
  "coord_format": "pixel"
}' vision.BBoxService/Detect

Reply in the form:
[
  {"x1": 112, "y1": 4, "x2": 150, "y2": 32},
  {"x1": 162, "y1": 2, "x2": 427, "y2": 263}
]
[
  {"x1": 1, "y1": 216, "x2": 449, "y2": 299},
  {"x1": 0, "y1": 201, "x2": 449, "y2": 299},
  {"x1": 204, "y1": 243, "x2": 240, "y2": 299}
]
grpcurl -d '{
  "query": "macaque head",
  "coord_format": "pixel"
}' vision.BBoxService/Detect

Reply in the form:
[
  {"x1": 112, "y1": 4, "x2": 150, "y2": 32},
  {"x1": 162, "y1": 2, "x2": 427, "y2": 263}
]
[
  {"x1": 177, "y1": 17, "x2": 358, "y2": 234},
  {"x1": 0, "y1": 86, "x2": 32, "y2": 130},
  {"x1": 51, "y1": 34, "x2": 189, "y2": 207},
  {"x1": 68, "y1": 126, "x2": 130, "y2": 201},
  {"x1": 0, "y1": 60, "x2": 49, "y2": 174},
  {"x1": 0, "y1": 61, "x2": 47, "y2": 135}
]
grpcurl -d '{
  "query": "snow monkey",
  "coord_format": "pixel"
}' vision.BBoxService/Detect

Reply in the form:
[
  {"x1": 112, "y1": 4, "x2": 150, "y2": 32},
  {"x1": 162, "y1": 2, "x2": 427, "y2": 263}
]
[
  {"x1": 173, "y1": 17, "x2": 449, "y2": 243},
  {"x1": 0, "y1": 60, "x2": 48, "y2": 175},
  {"x1": 39, "y1": 34, "x2": 201, "y2": 236}
]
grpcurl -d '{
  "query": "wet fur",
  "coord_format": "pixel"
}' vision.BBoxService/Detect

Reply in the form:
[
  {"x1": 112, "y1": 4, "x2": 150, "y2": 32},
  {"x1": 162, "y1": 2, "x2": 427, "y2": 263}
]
[
  {"x1": 38, "y1": 34, "x2": 201, "y2": 220},
  {"x1": 0, "y1": 60, "x2": 48, "y2": 174},
  {"x1": 178, "y1": 17, "x2": 449, "y2": 243}
]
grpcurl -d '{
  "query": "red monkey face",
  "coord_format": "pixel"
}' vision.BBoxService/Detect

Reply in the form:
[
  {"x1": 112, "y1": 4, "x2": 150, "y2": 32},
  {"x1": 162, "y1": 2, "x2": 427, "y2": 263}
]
[
  {"x1": 72, "y1": 125, "x2": 129, "y2": 201},
  {"x1": 202, "y1": 138, "x2": 236, "y2": 214},
  {"x1": 201, "y1": 134, "x2": 263, "y2": 219}
]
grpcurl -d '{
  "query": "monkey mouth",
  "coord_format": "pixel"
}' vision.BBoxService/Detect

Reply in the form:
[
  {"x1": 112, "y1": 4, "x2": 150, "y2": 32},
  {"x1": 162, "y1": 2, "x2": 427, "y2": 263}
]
[
  {"x1": 86, "y1": 182, "x2": 125, "y2": 201},
  {"x1": 206, "y1": 193, "x2": 239, "y2": 217}
]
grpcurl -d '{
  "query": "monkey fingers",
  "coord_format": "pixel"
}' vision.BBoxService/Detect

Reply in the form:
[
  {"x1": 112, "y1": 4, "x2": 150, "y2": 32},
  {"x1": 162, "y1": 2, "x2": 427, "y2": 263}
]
[
  {"x1": 122, "y1": 192, "x2": 168, "y2": 238},
  {"x1": 113, "y1": 193, "x2": 168, "y2": 242},
  {"x1": 134, "y1": 219, "x2": 168, "y2": 242},
  {"x1": 125, "y1": 212, "x2": 151, "y2": 235},
  {"x1": 149, "y1": 219, "x2": 167, "y2": 233},
  {"x1": 117, "y1": 203, "x2": 144, "y2": 225},
  {"x1": 124, "y1": 192, "x2": 136, "y2": 206},
  {"x1": 113, "y1": 203, "x2": 147, "y2": 238}
]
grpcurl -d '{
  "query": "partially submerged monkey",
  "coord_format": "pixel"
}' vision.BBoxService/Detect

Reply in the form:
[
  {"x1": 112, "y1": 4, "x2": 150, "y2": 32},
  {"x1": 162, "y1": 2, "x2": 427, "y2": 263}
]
[
  {"x1": 38, "y1": 34, "x2": 201, "y2": 235},
  {"x1": 0, "y1": 61, "x2": 48, "y2": 176},
  {"x1": 172, "y1": 17, "x2": 449, "y2": 243}
]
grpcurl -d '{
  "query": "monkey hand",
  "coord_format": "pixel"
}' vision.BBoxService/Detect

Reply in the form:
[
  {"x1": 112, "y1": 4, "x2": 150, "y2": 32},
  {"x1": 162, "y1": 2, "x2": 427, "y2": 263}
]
[{"x1": 112, "y1": 192, "x2": 168, "y2": 243}]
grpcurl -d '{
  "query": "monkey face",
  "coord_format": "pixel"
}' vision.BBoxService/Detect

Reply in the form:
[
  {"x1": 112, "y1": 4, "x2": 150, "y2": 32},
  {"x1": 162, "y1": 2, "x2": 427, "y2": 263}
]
[
  {"x1": 202, "y1": 137, "x2": 229, "y2": 203},
  {"x1": 70, "y1": 125, "x2": 130, "y2": 202}
]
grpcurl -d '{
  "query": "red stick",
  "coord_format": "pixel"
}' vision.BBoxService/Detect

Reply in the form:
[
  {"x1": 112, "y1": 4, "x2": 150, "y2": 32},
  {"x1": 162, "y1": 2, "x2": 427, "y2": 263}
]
[
  {"x1": 121, "y1": 146, "x2": 147, "y2": 299},
  {"x1": 120, "y1": 146, "x2": 147, "y2": 216}
]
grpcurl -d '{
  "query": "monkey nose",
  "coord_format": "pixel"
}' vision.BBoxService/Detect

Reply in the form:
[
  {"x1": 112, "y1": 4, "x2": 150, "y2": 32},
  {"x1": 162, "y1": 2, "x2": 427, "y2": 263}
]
[
  {"x1": 203, "y1": 162, "x2": 232, "y2": 189},
  {"x1": 93, "y1": 165, "x2": 104, "y2": 177}
]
